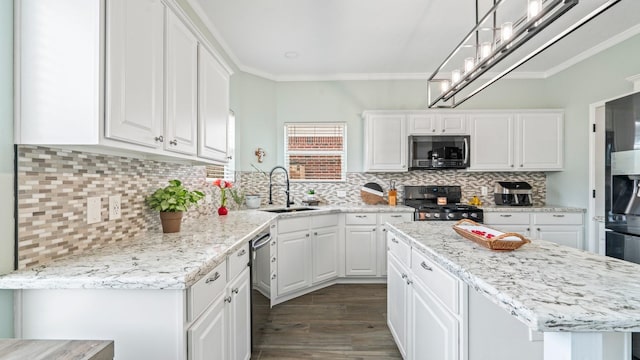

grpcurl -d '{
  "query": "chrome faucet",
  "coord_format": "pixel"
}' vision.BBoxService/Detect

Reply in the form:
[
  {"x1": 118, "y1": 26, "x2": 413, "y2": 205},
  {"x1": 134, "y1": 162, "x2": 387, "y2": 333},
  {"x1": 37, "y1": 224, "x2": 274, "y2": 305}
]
[{"x1": 268, "y1": 166, "x2": 293, "y2": 208}]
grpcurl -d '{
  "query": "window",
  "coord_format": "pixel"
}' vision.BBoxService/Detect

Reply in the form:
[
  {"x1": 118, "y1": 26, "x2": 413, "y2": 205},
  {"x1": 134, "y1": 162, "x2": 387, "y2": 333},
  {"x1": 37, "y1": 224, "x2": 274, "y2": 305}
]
[
  {"x1": 205, "y1": 111, "x2": 236, "y2": 181},
  {"x1": 284, "y1": 123, "x2": 346, "y2": 182}
]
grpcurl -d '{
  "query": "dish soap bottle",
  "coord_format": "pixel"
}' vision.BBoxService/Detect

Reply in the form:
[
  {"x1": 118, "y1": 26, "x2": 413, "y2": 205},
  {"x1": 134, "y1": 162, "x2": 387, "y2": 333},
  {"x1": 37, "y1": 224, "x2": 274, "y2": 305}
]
[{"x1": 470, "y1": 196, "x2": 481, "y2": 206}]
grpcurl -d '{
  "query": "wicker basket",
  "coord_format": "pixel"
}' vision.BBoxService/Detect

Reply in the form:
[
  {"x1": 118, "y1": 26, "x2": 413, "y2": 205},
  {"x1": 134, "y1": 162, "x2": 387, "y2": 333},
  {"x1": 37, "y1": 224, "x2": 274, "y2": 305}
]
[{"x1": 452, "y1": 219, "x2": 531, "y2": 251}]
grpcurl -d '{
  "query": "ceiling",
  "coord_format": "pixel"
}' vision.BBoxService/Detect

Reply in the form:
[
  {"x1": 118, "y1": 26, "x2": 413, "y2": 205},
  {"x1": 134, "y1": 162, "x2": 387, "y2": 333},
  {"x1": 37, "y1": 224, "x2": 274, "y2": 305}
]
[{"x1": 188, "y1": 0, "x2": 640, "y2": 81}]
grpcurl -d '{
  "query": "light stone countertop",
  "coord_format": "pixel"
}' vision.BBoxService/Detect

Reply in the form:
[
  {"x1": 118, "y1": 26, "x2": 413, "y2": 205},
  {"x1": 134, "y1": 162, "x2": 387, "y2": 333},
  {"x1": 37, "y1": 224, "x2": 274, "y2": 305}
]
[
  {"x1": 0, "y1": 339, "x2": 114, "y2": 360},
  {"x1": 387, "y1": 221, "x2": 640, "y2": 332},
  {"x1": 480, "y1": 205, "x2": 585, "y2": 212},
  {"x1": 0, "y1": 205, "x2": 414, "y2": 290}
]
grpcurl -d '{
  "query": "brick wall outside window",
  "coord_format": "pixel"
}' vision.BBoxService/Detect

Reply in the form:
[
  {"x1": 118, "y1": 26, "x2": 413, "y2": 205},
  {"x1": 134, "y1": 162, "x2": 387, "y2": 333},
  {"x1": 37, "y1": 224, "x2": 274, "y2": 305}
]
[{"x1": 285, "y1": 124, "x2": 346, "y2": 182}]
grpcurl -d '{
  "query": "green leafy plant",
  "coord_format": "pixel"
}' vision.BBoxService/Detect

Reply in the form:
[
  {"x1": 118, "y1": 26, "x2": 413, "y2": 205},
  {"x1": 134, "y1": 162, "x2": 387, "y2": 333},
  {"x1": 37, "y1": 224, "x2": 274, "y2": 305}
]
[
  {"x1": 230, "y1": 188, "x2": 245, "y2": 208},
  {"x1": 147, "y1": 180, "x2": 204, "y2": 212},
  {"x1": 307, "y1": 189, "x2": 315, "y2": 195}
]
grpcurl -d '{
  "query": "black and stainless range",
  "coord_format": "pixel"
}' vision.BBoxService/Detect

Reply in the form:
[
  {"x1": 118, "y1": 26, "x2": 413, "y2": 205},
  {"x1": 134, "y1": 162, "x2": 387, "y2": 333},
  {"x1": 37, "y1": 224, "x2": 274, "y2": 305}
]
[{"x1": 404, "y1": 185, "x2": 483, "y2": 222}]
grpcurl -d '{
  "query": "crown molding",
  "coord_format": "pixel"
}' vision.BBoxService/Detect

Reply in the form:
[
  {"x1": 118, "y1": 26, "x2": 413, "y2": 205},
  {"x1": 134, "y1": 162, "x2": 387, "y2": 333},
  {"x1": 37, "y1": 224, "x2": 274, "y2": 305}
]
[{"x1": 544, "y1": 23, "x2": 640, "y2": 78}]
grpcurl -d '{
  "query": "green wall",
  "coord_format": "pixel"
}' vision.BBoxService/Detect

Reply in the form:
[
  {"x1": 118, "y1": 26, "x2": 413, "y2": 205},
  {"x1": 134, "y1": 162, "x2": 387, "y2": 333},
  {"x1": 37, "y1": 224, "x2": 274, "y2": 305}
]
[{"x1": 0, "y1": 0, "x2": 14, "y2": 338}]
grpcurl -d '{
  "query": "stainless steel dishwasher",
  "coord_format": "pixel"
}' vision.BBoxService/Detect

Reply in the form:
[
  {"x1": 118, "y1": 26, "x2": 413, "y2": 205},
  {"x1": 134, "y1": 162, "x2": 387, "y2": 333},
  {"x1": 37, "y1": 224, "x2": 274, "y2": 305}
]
[{"x1": 249, "y1": 230, "x2": 272, "y2": 353}]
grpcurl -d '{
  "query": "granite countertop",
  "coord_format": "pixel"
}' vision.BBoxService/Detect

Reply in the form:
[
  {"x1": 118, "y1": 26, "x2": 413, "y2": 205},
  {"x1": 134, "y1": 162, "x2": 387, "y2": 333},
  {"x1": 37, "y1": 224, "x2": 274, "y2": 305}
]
[
  {"x1": 480, "y1": 205, "x2": 585, "y2": 212},
  {"x1": 0, "y1": 339, "x2": 114, "y2": 360},
  {"x1": 0, "y1": 205, "x2": 413, "y2": 290},
  {"x1": 387, "y1": 221, "x2": 640, "y2": 332}
]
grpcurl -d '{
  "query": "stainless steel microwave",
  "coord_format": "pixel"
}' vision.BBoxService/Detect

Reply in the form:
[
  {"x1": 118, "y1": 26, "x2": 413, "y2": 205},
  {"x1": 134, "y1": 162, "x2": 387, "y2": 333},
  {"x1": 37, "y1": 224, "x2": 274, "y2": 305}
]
[{"x1": 408, "y1": 135, "x2": 470, "y2": 170}]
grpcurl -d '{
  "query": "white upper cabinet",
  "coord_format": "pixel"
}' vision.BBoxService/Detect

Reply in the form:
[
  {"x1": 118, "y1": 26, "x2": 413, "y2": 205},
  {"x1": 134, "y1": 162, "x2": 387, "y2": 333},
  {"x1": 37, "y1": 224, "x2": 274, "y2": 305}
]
[
  {"x1": 198, "y1": 46, "x2": 230, "y2": 163},
  {"x1": 105, "y1": 0, "x2": 165, "y2": 148},
  {"x1": 16, "y1": 0, "x2": 232, "y2": 164},
  {"x1": 408, "y1": 112, "x2": 467, "y2": 135},
  {"x1": 469, "y1": 110, "x2": 563, "y2": 171},
  {"x1": 363, "y1": 112, "x2": 408, "y2": 172},
  {"x1": 164, "y1": 9, "x2": 198, "y2": 155}
]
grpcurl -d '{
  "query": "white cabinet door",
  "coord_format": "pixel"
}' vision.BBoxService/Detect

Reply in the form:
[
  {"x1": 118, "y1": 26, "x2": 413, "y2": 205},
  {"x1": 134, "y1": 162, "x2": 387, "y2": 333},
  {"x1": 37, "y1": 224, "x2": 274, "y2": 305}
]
[
  {"x1": 535, "y1": 226, "x2": 584, "y2": 249},
  {"x1": 387, "y1": 254, "x2": 409, "y2": 359},
  {"x1": 408, "y1": 113, "x2": 437, "y2": 134},
  {"x1": 189, "y1": 294, "x2": 227, "y2": 360},
  {"x1": 410, "y1": 280, "x2": 459, "y2": 360},
  {"x1": 165, "y1": 10, "x2": 198, "y2": 155},
  {"x1": 105, "y1": 0, "x2": 165, "y2": 148},
  {"x1": 345, "y1": 226, "x2": 378, "y2": 276},
  {"x1": 469, "y1": 113, "x2": 515, "y2": 170},
  {"x1": 227, "y1": 268, "x2": 251, "y2": 360},
  {"x1": 439, "y1": 113, "x2": 467, "y2": 134},
  {"x1": 312, "y1": 227, "x2": 339, "y2": 284},
  {"x1": 364, "y1": 113, "x2": 407, "y2": 172},
  {"x1": 277, "y1": 231, "x2": 311, "y2": 295},
  {"x1": 198, "y1": 46, "x2": 230, "y2": 163},
  {"x1": 517, "y1": 112, "x2": 563, "y2": 170}
]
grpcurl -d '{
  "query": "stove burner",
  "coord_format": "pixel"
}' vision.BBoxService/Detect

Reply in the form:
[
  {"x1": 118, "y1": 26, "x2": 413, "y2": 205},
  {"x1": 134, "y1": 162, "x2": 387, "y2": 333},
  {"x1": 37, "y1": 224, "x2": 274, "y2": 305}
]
[{"x1": 404, "y1": 185, "x2": 484, "y2": 222}]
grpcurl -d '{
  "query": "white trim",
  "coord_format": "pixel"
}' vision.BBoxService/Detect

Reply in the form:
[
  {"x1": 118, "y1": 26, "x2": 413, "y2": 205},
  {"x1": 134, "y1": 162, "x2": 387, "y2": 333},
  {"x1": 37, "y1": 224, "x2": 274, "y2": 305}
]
[
  {"x1": 626, "y1": 74, "x2": 640, "y2": 91},
  {"x1": 588, "y1": 100, "x2": 604, "y2": 254},
  {"x1": 544, "y1": 23, "x2": 640, "y2": 78}
]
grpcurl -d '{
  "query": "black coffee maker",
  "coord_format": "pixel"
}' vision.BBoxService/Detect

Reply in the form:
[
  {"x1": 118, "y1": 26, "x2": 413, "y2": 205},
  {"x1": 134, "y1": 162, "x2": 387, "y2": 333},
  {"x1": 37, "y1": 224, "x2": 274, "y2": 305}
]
[{"x1": 494, "y1": 181, "x2": 533, "y2": 206}]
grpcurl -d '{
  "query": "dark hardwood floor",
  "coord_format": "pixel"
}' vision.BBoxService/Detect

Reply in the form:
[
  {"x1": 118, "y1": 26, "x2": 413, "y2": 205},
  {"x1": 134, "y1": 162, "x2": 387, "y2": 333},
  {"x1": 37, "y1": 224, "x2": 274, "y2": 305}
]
[{"x1": 251, "y1": 284, "x2": 403, "y2": 360}]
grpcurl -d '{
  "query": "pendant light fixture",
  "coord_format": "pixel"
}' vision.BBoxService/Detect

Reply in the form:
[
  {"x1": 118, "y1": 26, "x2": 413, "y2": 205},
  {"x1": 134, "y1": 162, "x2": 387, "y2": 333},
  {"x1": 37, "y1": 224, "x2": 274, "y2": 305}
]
[{"x1": 427, "y1": 0, "x2": 621, "y2": 108}]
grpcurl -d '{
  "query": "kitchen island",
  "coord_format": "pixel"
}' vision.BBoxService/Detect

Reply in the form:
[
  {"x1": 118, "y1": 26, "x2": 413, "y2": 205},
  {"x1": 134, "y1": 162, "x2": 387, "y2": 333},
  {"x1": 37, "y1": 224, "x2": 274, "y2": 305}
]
[{"x1": 387, "y1": 221, "x2": 638, "y2": 360}]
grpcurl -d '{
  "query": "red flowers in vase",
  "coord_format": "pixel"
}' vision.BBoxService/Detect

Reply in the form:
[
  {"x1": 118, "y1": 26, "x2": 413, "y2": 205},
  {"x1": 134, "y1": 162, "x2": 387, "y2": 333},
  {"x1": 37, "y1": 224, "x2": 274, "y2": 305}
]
[{"x1": 213, "y1": 179, "x2": 233, "y2": 215}]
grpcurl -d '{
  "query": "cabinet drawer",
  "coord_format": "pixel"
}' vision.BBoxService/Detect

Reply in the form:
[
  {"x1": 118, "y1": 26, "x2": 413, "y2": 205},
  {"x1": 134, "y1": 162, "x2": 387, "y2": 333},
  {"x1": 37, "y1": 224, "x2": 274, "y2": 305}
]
[
  {"x1": 380, "y1": 212, "x2": 413, "y2": 224},
  {"x1": 311, "y1": 214, "x2": 339, "y2": 228},
  {"x1": 484, "y1": 212, "x2": 530, "y2": 225},
  {"x1": 189, "y1": 261, "x2": 227, "y2": 321},
  {"x1": 411, "y1": 249, "x2": 459, "y2": 314},
  {"x1": 387, "y1": 231, "x2": 410, "y2": 268},
  {"x1": 278, "y1": 217, "x2": 309, "y2": 234},
  {"x1": 228, "y1": 243, "x2": 249, "y2": 281},
  {"x1": 533, "y1": 213, "x2": 583, "y2": 225},
  {"x1": 346, "y1": 213, "x2": 376, "y2": 225}
]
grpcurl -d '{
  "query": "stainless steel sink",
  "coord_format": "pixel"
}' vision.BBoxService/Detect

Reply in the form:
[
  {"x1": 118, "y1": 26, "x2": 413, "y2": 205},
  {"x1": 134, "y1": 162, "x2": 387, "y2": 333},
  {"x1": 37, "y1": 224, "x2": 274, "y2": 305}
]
[{"x1": 260, "y1": 207, "x2": 318, "y2": 213}]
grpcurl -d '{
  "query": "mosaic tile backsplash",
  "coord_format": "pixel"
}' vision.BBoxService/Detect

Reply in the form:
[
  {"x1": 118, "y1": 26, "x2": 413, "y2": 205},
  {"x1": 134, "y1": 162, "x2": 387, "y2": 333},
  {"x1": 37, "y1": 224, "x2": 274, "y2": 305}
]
[{"x1": 17, "y1": 145, "x2": 545, "y2": 269}]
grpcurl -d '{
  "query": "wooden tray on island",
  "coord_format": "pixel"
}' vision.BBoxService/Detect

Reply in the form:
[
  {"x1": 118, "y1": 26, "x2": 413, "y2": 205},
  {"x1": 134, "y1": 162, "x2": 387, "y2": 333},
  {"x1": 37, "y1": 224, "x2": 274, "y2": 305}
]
[{"x1": 452, "y1": 219, "x2": 531, "y2": 251}]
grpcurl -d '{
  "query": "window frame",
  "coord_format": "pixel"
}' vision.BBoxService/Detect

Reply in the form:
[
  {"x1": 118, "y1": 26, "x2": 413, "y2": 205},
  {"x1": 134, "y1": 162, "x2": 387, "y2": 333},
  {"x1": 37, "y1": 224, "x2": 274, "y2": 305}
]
[{"x1": 283, "y1": 122, "x2": 347, "y2": 183}]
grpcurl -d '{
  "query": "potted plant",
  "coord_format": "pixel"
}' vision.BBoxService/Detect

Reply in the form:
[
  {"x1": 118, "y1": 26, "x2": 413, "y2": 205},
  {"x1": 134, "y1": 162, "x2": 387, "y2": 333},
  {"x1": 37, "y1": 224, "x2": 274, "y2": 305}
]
[
  {"x1": 147, "y1": 179, "x2": 204, "y2": 233},
  {"x1": 213, "y1": 179, "x2": 233, "y2": 215}
]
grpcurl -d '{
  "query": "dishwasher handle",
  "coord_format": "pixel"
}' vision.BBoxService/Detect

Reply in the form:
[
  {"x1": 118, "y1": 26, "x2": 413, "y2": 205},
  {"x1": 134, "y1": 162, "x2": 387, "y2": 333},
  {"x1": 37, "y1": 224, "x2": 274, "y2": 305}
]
[{"x1": 251, "y1": 232, "x2": 272, "y2": 251}]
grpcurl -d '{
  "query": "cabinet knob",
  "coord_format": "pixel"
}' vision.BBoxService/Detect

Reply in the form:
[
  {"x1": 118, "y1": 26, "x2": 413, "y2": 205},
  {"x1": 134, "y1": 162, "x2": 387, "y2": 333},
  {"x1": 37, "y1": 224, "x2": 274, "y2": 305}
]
[
  {"x1": 401, "y1": 273, "x2": 407, "y2": 279},
  {"x1": 520, "y1": 164, "x2": 523, "y2": 167},
  {"x1": 314, "y1": 232, "x2": 318, "y2": 236},
  {"x1": 391, "y1": 238, "x2": 399, "y2": 244},
  {"x1": 237, "y1": 249, "x2": 246, "y2": 257},
  {"x1": 169, "y1": 139, "x2": 178, "y2": 146},
  {"x1": 227, "y1": 156, "x2": 233, "y2": 160},
  {"x1": 527, "y1": 228, "x2": 530, "y2": 232},
  {"x1": 382, "y1": 228, "x2": 387, "y2": 232},
  {"x1": 537, "y1": 228, "x2": 541, "y2": 231},
  {"x1": 372, "y1": 228, "x2": 376, "y2": 232},
  {"x1": 271, "y1": 241, "x2": 276, "y2": 246},
  {"x1": 271, "y1": 257, "x2": 276, "y2": 263},
  {"x1": 232, "y1": 288, "x2": 239, "y2": 294},
  {"x1": 441, "y1": 129, "x2": 445, "y2": 132},
  {"x1": 406, "y1": 279, "x2": 413, "y2": 285},
  {"x1": 224, "y1": 296, "x2": 232, "y2": 303},
  {"x1": 154, "y1": 135, "x2": 164, "y2": 143},
  {"x1": 432, "y1": 129, "x2": 436, "y2": 133},
  {"x1": 510, "y1": 164, "x2": 514, "y2": 167},
  {"x1": 271, "y1": 274, "x2": 277, "y2": 280},
  {"x1": 306, "y1": 233, "x2": 310, "y2": 237}
]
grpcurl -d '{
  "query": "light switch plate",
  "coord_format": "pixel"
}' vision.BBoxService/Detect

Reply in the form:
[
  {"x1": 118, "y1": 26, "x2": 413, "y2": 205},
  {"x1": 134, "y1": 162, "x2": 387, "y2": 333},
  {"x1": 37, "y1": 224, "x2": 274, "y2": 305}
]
[
  {"x1": 481, "y1": 186, "x2": 488, "y2": 196},
  {"x1": 87, "y1": 197, "x2": 101, "y2": 224}
]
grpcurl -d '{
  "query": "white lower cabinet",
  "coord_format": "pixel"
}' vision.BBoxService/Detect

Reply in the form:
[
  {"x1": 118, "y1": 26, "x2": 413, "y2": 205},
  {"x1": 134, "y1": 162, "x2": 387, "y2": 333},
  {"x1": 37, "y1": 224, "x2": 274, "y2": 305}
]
[
  {"x1": 226, "y1": 268, "x2": 251, "y2": 360},
  {"x1": 484, "y1": 211, "x2": 584, "y2": 249},
  {"x1": 189, "y1": 287, "x2": 227, "y2": 360},
  {"x1": 387, "y1": 245, "x2": 410, "y2": 358},
  {"x1": 345, "y1": 225, "x2": 378, "y2": 276},
  {"x1": 273, "y1": 214, "x2": 340, "y2": 303}
]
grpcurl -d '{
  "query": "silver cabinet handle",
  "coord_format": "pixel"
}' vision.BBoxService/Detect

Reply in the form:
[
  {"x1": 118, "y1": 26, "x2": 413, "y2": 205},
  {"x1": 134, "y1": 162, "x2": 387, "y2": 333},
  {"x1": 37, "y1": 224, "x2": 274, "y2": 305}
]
[
  {"x1": 520, "y1": 164, "x2": 523, "y2": 167},
  {"x1": 441, "y1": 129, "x2": 445, "y2": 132},
  {"x1": 314, "y1": 232, "x2": 318, "y2": 236},
  {"x1": 391, "y1": 238, "x2": 399, "y2": 244},
  {"x1": 432, "y1": 129, "x2": 436, "y2": 133},
  {"x1": 224, "y1": 296, "x2": 232, "y2": 303},
  {"x1": 401, "y1": 273, "x2": 407, "y2": 279},
  {"x1": 270, "y1": 224, "x2": 276, "y2": 228},
  {"x1": 406, "y1": 279, "x2": 413, "y2": 285},
  {"x1": 271, "y1": 257, "x2": 276, "y2": 263},
  {"x1": 372, "y1": 228, "x2": 376, "y2": 232},
  {"x1": 271, "y1": 241, "x2": 276, "y2": 246},
  {"x1": 510, "y1": 164, "x2": 514, "y2": 167},
  {"x1": 391, "y1": 215, "x2": 402, "y2": 218},
  {"x1": 552, "y1": 214, "x2": 565, "y2": 217},
  {"x1": 205, "y1": 272, "x2": 220, "y2": 283},
  {"x1": 237, "y1": 249, "x2": 246, "y2": 257},
  {"x1": 306, "y1": 233, "x2": 310, "y2": 237},
  {"x1": 271, "y1": 274, "x2": 276, "y2": 280},
  {"x1": 154, "y1": 135, "x2": 164, "y2": 143},
  {"x1": 421, "y1": 262, "x2": 433, "y2": 271},
  {"x1": 537, "y1": 228, "x2": 541, "y2": 231},
  {"x1": 355, "y1": 215, "x2": 368, "y2": 218},
  {"x1": 500, "y1": 214, "x2": 512, "y2": 217},
  {"x1": 232, "y1": 288, "x2": 239, "y2": 294},
  {"x1": 382, "y1": 228, "x2": 387, "y2": 232},
  {"x1": 169, "y1": 139, "x2": 178, "y2": 146}
]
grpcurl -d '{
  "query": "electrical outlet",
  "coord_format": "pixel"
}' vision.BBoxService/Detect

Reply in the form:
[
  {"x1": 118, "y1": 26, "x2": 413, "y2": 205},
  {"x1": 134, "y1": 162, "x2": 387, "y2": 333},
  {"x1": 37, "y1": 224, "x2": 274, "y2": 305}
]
[
  {"x1": 337, "y1": 190, "x2": 347, "y2": 198},
  {"x1": 109, "y1": 195, "x2": 122, "y2": 220},
  {"x1": 481, "y1": 186, "x2": 488, "y2": 196},
  {"x1": 87, "y1": 197, "x2": 101, "y2": 224}
]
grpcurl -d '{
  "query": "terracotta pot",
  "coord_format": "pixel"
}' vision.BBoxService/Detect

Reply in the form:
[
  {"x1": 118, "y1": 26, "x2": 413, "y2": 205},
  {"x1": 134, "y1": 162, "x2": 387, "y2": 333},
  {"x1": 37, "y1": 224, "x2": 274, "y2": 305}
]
[
  {"x1": 218, "y1": 206, "x2": 228, "y2": 216},
  {"x1": 159, "y1": 211, "x2": 183, "y2": 233}
]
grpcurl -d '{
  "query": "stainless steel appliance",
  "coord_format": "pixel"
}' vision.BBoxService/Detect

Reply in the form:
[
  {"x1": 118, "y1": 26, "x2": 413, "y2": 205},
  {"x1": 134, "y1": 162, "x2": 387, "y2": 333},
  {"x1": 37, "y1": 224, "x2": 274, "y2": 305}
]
[
  {"x1": 493, "y1": 181, "x2": 533, "y2": 206},
  {"x1": 404, "y1": 185, "x2": 483, "y2": 222},
  {"x1": 409, "y1": 135, "x2": 470, "y2": 170},
  {"x1": 604, "y1": 91, "x2": 640, "y2": 359},
  {"x1": 249, "y1": 231, "x2": 272, "y2": 352}
]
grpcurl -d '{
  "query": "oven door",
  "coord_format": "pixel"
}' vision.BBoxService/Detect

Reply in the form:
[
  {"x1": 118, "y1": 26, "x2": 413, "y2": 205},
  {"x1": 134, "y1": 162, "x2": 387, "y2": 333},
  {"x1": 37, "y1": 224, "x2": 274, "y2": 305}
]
[{"x1": 606, "y1": 230, "x2": 640, "y2": 358}]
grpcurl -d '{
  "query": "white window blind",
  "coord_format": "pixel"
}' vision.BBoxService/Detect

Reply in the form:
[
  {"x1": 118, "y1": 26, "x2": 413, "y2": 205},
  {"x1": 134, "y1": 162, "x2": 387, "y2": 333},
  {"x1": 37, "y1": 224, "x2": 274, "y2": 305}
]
[
  {"x1": 205, "y1": 111, "x2": 236, "y2": 181},
  {"x1": 284, "y1": 123, "x2": 346, "y2": 182}
]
